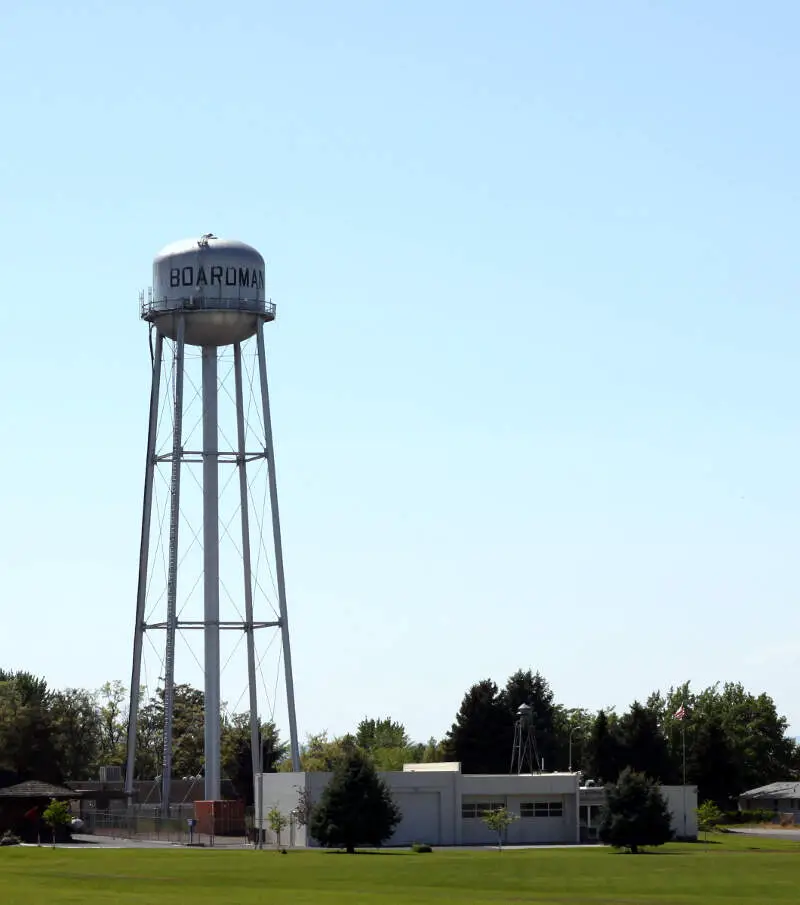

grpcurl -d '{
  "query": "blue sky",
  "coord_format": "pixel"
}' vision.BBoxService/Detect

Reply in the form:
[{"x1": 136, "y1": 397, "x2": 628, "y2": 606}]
[{"x1": 2, "y1": 1, "x2": 799, "y2": 747}]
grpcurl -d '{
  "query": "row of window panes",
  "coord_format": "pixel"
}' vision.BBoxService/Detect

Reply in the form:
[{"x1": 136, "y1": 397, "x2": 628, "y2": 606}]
[
  {"x1": 520, "y1": 802, "x2": 563, "y2": 818},
  {"x1": 461, "y1": 802, "x2": 505, "y2": 819},
  {"x1": 462, "y1": 801, "x2": 563, "y2": 819}
]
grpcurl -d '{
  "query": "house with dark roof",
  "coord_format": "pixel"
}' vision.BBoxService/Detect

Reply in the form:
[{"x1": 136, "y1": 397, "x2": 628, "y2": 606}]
[
  {"x1": 0, "y1": 781, "x2": 81, "y2": 842},
  {"x1": 738, "y1": 782, "x2": 800, "y2": 820}
]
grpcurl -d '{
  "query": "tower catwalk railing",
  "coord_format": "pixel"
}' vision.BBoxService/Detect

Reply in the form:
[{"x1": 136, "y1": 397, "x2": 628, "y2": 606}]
[{"x1": 139, "y1": 290, "x2": 276, "y2": 321}]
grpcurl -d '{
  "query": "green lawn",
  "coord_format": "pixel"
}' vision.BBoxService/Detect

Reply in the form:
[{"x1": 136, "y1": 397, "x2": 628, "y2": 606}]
[{"x1": 2, "y1": 835, "x2": 799, "y2": 904}]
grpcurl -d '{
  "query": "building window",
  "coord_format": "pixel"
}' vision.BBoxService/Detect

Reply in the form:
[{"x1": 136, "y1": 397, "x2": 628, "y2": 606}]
[
  {"x1": 462, "y1": 801, "x2": 505, "y2": 819},
  {"x1": 520, "y1": 801, "x2": 563, "y2": 818}
]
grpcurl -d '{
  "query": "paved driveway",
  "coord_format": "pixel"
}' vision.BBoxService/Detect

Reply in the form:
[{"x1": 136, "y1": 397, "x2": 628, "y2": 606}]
[{"x1": 729, "y1": 827, "x2": 800, "y2": 840}]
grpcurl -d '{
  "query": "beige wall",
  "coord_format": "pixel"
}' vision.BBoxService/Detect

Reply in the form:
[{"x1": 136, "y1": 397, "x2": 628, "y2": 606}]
[
  {"x1": 580, "y1": 784, "x2": 698, "y2": 840},
  {"x1": 257, "y1": 770, "x2": 581, "y2": 847},
  {"x1": 256, "y1": 772, "x2": 699, "y2": 847}
]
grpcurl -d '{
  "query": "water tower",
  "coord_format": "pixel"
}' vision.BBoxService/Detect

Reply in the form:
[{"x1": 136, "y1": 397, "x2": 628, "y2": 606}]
[
  {"x1": 124, "y1": 234, "x2": 300, "y2": 813},
  {"x1": 510, "y1": 703, "x2": 541, "y2": 774}
]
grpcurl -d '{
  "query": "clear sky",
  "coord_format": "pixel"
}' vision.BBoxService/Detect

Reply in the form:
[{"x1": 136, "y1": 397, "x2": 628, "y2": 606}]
[{"x1": 2, "y1": 2, "x2": 799, "y2": 748}]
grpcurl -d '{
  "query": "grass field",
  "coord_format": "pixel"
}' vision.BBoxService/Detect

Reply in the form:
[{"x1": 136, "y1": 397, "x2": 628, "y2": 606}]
[{"x1": 2, "y1": 834, "x2": 799, "y2": 904}]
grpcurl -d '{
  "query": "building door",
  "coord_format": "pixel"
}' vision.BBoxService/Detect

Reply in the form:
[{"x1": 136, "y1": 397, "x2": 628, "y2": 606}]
[{"x1": 390, "y1": 792, "x2": 441, "y2": 846}]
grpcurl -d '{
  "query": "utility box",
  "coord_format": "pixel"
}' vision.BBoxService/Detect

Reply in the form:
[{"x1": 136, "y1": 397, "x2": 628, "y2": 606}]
[{"x1": 194, "y1": 800, "x2": 245, "y2": 836}]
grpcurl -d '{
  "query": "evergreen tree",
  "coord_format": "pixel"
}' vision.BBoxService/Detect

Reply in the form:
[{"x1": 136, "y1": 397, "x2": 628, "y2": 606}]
[
  {"x1": 584, "y1": 710, "x2": 621, "y2": 783},
  {"x1": 444, "y1": 679, "x2": 508, "y2": 773},
  {"x1": 309, "y1": 749, "x2": 401, "y2": 853},
  {"x1": 685, "y1": 713, "x2": 737, "y2": 808},
  {"x1": 598, "y1": 767, "x2": 674, "y2": 853},
  {"x1": 617, "y1": 702, "x2": 675, "y2": 783}
]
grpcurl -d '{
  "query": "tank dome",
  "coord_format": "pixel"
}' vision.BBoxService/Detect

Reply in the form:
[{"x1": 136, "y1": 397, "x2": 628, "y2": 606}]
[{"x1": 142, "y1": 234, "x2": 274, "y2": 346}]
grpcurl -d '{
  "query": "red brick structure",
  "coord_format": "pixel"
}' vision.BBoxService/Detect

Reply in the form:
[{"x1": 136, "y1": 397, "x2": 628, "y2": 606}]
[{"x1": 194, "y1": 799, "x2": 245, "y2": 836}]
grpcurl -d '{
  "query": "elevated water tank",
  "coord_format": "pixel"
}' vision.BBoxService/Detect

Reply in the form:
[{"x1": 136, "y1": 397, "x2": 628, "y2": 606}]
[{"x1": 142, "y1": 233, "x2": 275, "y2": 346}]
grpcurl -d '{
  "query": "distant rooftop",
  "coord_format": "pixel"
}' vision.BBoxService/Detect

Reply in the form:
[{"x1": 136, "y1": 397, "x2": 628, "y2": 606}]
[
  {"x1": 0, "y1": 780, "x2": 77, "y2": 799},
  {"x1": 740, "y1": 782, "x2": 800, "y2": 800}
]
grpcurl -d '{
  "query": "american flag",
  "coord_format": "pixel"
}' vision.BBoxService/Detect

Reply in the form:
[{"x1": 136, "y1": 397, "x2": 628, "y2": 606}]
[{"x1": 673, "y1": 704, "x2": 687, "y2": 721}]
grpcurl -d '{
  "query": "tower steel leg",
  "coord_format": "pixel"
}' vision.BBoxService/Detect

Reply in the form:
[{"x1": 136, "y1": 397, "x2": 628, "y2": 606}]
[
  {"x1": 256, "y1": 324, "x2": 301, "y2": 770},
  {"x1": 161, "y1": 317, "x2": 186, "y2": 816},
  {"x1": 202, "y1": 345, "x2": 221, "y2": 802},
  {"x1": 125, "y1": 331, "x2": 163, "y2": 803},
  {"x1": 234, "y1": 342, "x2": 263, "y2": 788}
]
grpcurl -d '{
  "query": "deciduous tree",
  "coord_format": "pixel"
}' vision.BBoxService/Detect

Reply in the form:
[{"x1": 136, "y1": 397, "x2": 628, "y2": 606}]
[
  {"x1": 482, "y1": 806, "x2": 518, "y2": 850},
  {"x1": 97, "y1": 680, "x2": 127, "y2": 765},
  {"x1": 221, "y1": 713, "x2": 286, "y2": 804},
  {"x1": 48, "y1": 688, "x2": 102, "y2": 781},
  {"x1": 42, "y1": 799, "x2": 72, "y2": 848},
  {"x1": 0, "y1": 674, "x2": 61, "y2": 783}
]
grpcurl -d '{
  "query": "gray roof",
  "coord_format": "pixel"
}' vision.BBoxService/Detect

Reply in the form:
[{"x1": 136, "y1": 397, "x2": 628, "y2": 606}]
[
  {"x1": 739, "y1": 782, "x2": 800, "y2": 800},
  {"x1": 0, "y1": 780, "x2": 77, "y2": 799}
]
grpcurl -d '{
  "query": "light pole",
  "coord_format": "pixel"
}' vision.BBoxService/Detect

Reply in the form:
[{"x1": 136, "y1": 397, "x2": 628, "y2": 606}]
[{"x1": 568, "y1": 726, "x2": 583, "y2": 773}]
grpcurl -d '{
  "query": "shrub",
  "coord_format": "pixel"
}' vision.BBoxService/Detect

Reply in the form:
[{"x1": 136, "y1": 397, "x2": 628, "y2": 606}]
[
  {"x1": 42, "y1": 799, "x2": 73, "y2": 847},
  {"x1": 267, "y1": 807, "x2": 289, "y2": 848},
  {"x1": 697, "y1": 801, "x2": 724, "y2": 842},
  {"x1": 722, "y1": 809, "x2": 776, "y2": 825},
  {"x1": 481, "y1": 807, "x2": 518, "y2": 850},
  {"x1": 411, "y1": 842, "x2": 433, "y2": 853}
]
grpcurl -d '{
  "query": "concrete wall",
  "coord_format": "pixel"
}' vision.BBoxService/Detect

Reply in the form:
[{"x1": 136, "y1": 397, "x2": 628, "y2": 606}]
[
  {"x1": 254, "y1": 771, "x2": 694, "y2": 847},
  {"x1": 580, "y1": 784, "x2": 698, "y2": 841},
  {"x1": 459, "y1": 774, "x2": 580, "y2": 845},
  {"x1": 378, "y1": 769, "x2": 459, "y2": 845},
  {"x1": 257, "y1": 770, "x2": 580, "y2": 848},
  {"x1": 254, "y1": 771, "x2": 310, "y2": 847},
  {"x1": 661, "y1": 786, "x2": 698, "y2": 839}
]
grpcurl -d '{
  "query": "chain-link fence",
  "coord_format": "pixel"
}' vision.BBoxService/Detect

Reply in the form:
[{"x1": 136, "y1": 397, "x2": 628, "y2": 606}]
[{"x1": 79, "y1": 808, "x2": 252, "y2": 847}]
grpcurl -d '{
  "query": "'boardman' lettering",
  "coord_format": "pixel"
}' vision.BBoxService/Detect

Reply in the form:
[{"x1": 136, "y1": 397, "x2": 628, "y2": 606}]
[{"x1": 168, "y1": 266, "x2": 265, "y2": 291}]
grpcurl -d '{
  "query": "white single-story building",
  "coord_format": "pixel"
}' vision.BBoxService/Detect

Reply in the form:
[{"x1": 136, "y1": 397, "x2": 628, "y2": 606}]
[
  {"x1": 255, "y1": 762, "x2": 697, "y2": 847},
  {"x1": 738, "y1": 782, "x2": 800, "y2": 819}
]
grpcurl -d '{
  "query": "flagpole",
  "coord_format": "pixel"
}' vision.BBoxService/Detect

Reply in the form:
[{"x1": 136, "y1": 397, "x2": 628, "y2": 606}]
[
  {"x1": 674, "y1": 703, "x2": 688, "y2": 840},
  {"x1": 682, "y1": 721, "x2": 687, "y2": 839}
]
